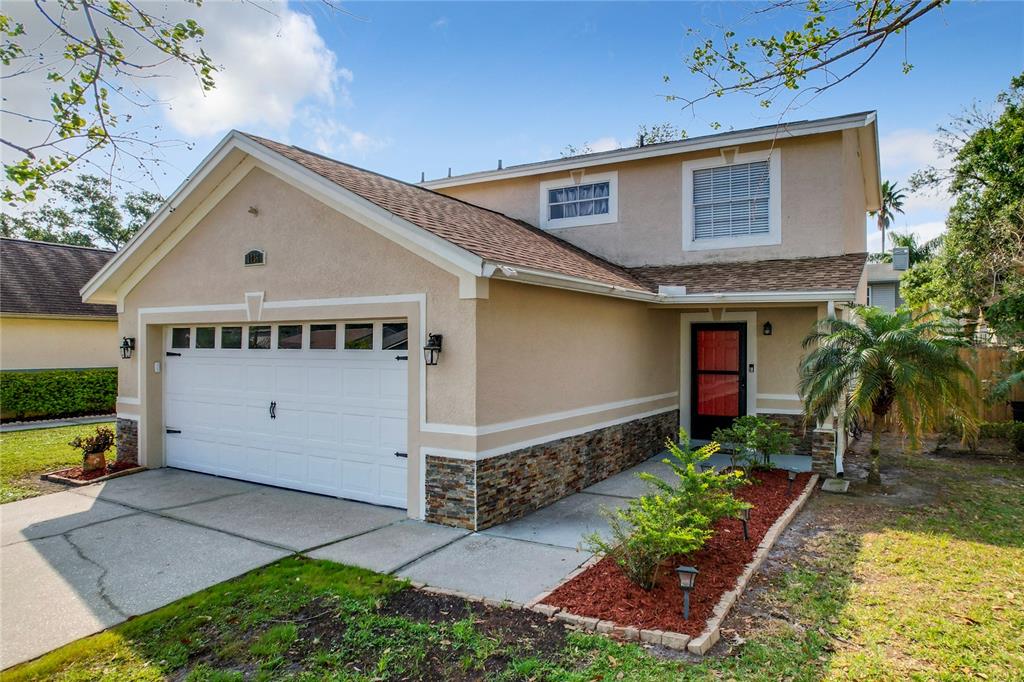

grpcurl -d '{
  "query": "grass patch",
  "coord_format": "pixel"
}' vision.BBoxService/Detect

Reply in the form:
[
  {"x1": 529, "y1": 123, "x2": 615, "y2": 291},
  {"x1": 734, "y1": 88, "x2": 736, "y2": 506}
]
[
  {"x1": 0, "y1": 422, "x2": 115, "y2": 503},
  {"x1": 7, "y1": 454, "x2": 1022, "y2": 680}
]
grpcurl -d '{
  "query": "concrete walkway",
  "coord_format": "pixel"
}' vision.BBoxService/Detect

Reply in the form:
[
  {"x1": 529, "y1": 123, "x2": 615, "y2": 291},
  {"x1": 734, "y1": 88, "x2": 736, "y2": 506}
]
[{"x1": 1, "y1": 450, "x2": 812, "y2": 669}]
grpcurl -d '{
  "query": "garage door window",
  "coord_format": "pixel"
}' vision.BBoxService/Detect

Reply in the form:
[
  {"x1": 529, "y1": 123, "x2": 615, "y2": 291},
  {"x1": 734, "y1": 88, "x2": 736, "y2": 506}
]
[
  {"x1": 171, "y1": 327, "x2": 190, "y2": 349},
  {"x1": 278, "y1": 325, "x2": 303, "y2": 350},
  {"x1": 221, "y1": 327, "x2": 242, "y2": 349},
  {"x1": 310, "y1": 324, "x2": 337, "y2": 349},
  {"x1": 248, "y1": 325, "x2": 271, "y2": 350},
  {"x1": 196, "y1": 327, "x2": 215, "y2": 349},
  {"x1": 344, "y1": 323, "x2": 373, "y2": 350},
  {"x1": 382, "y1": 323, "x2": 408, "y2": 350}
]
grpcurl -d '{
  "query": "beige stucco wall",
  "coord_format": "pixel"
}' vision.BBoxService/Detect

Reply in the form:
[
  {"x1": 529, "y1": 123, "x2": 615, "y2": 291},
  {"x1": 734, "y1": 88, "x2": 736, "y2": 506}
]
[
  {"x1": 755, "y1": 307, "x2": 818, "y2": 398},
  {"x1": 438, "y1": 131, "x2": 866, "y2": 267},
  {"x1": 475, "y1": 279, "x2": 679, "y2": 425},
  {"x1": 0, "y1": 316, "x2": 118, "y2": 370}
]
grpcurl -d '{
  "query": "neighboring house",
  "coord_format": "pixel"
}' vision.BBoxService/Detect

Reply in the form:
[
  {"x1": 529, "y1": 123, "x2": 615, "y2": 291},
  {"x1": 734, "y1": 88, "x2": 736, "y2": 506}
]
[
  {"x1": 865, "y1": 249, "x2": 909, "y2": 312},
  {"x1": 82, "y1": 111, "x2": 879, "y2": 530},
  {"x1": 1, "y1": 238, "x2": 118, "y2": 371}
]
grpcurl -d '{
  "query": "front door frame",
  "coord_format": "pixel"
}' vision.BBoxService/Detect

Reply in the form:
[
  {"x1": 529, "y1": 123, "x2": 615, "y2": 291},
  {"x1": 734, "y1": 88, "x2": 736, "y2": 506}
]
[
  {"x1": 679, "y1": 311, "x2": 758, "y2": 438},
  {"x1": 690, "y1": 322, "x2": 747, "y2": 439}
]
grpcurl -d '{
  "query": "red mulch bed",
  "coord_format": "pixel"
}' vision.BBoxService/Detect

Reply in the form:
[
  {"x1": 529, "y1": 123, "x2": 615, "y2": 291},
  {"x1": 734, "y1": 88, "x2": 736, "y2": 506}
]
[
  {"x1": 543, "y1": 468, "x2": 812, "y2": 636},
  {"x1": 48, "y1": 460, "x2": 139, "y2": 482}
]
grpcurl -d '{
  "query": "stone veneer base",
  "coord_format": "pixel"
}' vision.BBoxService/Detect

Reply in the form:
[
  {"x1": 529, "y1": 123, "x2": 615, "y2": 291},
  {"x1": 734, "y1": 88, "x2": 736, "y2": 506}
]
[
  {"x1": 115, "y1": 417, "x2": 139, "y2": 465},
  {"x1": 528, "y1": 473, "x2": 820, "y2": 654},
  {"x1": 425, "y1": 409, "x2": 679, "y2": 530}
]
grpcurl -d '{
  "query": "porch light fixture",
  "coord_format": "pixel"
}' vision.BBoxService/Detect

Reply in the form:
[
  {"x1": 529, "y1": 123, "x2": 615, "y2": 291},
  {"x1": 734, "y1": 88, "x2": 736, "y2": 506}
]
[
  {"x1": 423, "y1": 333, "x2": 444, "y2": 366},
  {"x1": 787, "y1": 469, "x2": 797, "y2": 494},
  {"x1": 739, "y1": 507, "x2": 751, "y2": 542},
  {"x1": 675, "y1": 566, "x2": 699, "y2": 620},
  {"x1": 120, "y1": 336, "x2": 135, "y2": 360},
  {"x1": 762, "y1": 321, "x2": 773, "y2": 336}
]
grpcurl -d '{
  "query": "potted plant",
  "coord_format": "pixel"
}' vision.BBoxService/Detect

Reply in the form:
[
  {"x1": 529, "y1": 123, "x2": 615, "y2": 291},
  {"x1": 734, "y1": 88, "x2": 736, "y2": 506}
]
[{"x1": 69, "y1": 426, "x2": 115, "y2": 474}]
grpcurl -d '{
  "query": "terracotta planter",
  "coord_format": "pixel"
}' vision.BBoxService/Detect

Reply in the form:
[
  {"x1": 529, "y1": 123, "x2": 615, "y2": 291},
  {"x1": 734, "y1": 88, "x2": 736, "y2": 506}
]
[{"x1": 82, "y1": 452, "x2": 107, "y2": 474}]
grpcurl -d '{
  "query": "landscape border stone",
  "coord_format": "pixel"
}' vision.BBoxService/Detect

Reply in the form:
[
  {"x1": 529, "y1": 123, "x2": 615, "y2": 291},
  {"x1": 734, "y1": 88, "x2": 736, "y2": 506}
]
[{"x1": 41, "y1": 465, "x2": 146, "y2": 487}]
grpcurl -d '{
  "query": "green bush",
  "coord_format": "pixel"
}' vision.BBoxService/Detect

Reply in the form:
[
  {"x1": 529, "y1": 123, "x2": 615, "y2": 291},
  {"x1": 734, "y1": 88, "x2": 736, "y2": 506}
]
[
  {"x1": 585, "y1": 429, "x2": 749, "y2": 589},
  {"x1": 978, "y1": 421, "x2": 1024, "y2": 453},
  {"x1": 713, "y1": 415, "x2": 796, "y2": 469},
  {"x1": 0, "y1": 368, "x2": 117, "y2": 421}
]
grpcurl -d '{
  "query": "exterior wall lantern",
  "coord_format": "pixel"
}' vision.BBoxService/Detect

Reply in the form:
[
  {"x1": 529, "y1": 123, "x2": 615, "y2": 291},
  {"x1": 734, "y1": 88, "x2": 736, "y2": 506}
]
[
  {"x1": 675, "y1": 565, "x2": 699, "y2": 620},
  {"x1": 738, "y1": 506, "x2": 751, "y2": 542},
  {"x1": 787, "y1": 469, "x2": 797, "y2": 494},
  {"x1": 762, "y1": 321, "x2": 773, "y2": 336},
  {"x1": 120, "y1": 336, "x2": 136, "y2": 360},
  {"x1": 423, "y1": 333, "x2": 443, "y2": 366}
]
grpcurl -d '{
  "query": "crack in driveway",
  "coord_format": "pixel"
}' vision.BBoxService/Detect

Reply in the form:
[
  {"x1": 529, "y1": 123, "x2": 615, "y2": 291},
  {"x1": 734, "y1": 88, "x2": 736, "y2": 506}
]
[{"x1": 61, "y1": 532, "x2": 127, "y2": 620}]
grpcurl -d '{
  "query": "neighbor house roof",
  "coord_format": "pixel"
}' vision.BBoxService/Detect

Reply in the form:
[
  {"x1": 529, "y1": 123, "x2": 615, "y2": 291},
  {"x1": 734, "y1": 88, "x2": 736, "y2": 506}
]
[
  {"x1": 865, "y1": 262, "x2": 902, "y2": 283},
  {"x1": 243, "y1": 135, "x2": 651, "y2": 293},
  {"x1": 629, "y1": 253, "x2": 868, "y2": 295},
  {"x1": 1, "y1": 238, "x2": 116, "y2": 318}
]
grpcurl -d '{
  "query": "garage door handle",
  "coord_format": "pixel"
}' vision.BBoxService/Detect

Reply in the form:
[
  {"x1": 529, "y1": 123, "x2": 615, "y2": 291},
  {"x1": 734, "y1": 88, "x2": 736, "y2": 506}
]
[
  {"x1": 269, "y1": 401, "x2": 277, "y2": 419},
  {"x1": 166, "y1": 428, "x2": 181, "y2": 434},
  {"x1": 395, "y1": 355, "x2": 408, "y2": 361},
  {"x1": 166, "y1": 352, "x2": 181, "y2": 357},
  {"x1": 394, "y1": 452, "x2": 408, "y2": 458}
]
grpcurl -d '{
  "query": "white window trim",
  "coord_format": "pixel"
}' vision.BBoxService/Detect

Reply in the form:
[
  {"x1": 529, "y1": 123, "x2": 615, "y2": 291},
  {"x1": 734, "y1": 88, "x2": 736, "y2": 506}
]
[
  {"x1": 681, "y1": 150, "x2": 781, "y2": 252},
  {"x1": 538, "y1": 171, "x2": 618, "y2": 230}
]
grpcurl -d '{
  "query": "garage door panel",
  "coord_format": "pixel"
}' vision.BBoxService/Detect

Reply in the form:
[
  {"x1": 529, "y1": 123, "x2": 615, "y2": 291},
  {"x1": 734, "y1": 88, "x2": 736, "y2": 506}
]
[
  {"x1": 342, "y1": 368, "x2": 378, "y2": 398},
  {"x1": 164, "y1": 321, "x2": 409, "y2": 509}
]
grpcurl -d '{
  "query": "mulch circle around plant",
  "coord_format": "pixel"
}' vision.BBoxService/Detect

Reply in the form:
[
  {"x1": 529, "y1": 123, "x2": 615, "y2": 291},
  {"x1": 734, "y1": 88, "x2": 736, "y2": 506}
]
[
  {"x1": 47, "y1": 460, "x2": 139, "y2": 482},
  {"x1": 543, "y1": 468, "x2": 812, "y2": 636}
]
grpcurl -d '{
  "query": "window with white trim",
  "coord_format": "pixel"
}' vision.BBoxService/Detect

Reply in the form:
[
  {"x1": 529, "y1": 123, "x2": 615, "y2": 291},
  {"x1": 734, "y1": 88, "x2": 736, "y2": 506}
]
[
  {"x1": 681, "y1": 151, "x2": 781, "y2": 251},
  {"x1": 539, "y1": 172, "x2": 618, "y2": 229},
  {"x1": 692, "y1": 161, "x2": 770, "y2": 240}
]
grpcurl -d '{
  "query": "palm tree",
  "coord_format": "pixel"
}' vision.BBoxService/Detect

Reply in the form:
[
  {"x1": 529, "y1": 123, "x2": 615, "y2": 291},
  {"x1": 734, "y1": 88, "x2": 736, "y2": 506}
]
[
  {"x1": 799, "y1": 307, "x2": 978, "y2": 485},
  {"x1": 869, "y1": 180, "x2": 907, "y2": 255}
]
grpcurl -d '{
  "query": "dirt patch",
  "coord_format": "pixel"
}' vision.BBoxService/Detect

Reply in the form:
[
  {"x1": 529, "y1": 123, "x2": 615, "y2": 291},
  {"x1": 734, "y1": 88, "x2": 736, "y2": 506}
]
[
  {"x1": 381, "y1": 589, "x2": 568, "y2": 659},
  {"x1": 542, "y1": 469, "x2": 812, "y2": 636}
]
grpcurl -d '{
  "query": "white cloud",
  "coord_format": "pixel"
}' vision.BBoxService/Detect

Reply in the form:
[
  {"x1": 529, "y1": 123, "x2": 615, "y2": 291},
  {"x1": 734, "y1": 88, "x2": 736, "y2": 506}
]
[
  {"x1": 302, "y1": 111, "x2": 388, "y2": 157},
  {"x1": 155, "y1": 1, "x2": 342, "y2": 138},
  {"x1": 431, "y1": 17, "x2": 449, "y2": 30},
  {"x1": 589, "y1": 137, "x2": 621, "y2": 153},
  {"x1": 880, "y1": 129, "x2": 942, "y2": 172}
]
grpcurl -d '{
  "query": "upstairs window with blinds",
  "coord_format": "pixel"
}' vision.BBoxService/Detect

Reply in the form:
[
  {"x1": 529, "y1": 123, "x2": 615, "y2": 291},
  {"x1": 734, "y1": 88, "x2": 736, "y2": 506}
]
[{"x1": 692, "y1": 160, "x2": 770, "y2": 240}]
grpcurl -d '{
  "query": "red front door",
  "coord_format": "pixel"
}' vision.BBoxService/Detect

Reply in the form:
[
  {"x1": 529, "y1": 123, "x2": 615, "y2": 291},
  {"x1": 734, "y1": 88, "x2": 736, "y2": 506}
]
[{"x1": 691, "y1": 323, "x2": 747, "y2": 439}]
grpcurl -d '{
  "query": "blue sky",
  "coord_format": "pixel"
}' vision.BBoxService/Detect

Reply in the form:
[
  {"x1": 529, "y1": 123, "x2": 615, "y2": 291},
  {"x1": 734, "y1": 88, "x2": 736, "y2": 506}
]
[{"x1": 8, "y1": 1, "x2": 1022, "y2": 251}]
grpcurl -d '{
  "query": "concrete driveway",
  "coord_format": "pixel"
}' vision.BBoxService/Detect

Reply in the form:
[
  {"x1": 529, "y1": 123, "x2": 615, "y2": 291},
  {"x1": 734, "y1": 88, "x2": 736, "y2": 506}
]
[{"x1": 0, "y1": 451, "x2": 698, "y2": 669}]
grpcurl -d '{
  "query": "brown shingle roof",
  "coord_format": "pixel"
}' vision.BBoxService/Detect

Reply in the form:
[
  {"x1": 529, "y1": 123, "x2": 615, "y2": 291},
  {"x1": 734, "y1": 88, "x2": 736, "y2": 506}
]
[
  {"x1": 1, "y1": 239, "x2": 116, "y2": 318},
  {"x1": 243, "y1": 134, "x2": 650, "y2": 293},
  {"x1": 629, "y1": 253, "x2": 868, "y2": 294}
]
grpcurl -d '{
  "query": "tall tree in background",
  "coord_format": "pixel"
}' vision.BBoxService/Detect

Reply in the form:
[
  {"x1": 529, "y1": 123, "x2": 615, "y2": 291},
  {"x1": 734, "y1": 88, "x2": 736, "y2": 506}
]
[
  {"x1": 871, "y1": 231, "x2": 940, "y2": 265},
  {"x1": 869, "y1": 180, "x2": 907, "y2": 254},
  {"x1": 0, "y1": 174, "x2": 161, "y2": 249}
]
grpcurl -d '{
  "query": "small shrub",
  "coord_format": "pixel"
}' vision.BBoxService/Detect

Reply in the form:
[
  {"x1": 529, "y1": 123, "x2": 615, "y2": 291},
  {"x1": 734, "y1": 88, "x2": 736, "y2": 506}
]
[
  {"x1": 978, "y1": 421, "x2": 1024, "y2": 453},
  {"x1": 585, "y1": 429, "x2": 749, "y2": 590},
  {"x1": 713, "y1": 415, "x2": 796, "y2": 469},
  {"x1": 0, "y1": 368, "x2": 117, "y2": 421},
  {"x1": 69, "y1": 426, "x2": 115, "y2": 473}
]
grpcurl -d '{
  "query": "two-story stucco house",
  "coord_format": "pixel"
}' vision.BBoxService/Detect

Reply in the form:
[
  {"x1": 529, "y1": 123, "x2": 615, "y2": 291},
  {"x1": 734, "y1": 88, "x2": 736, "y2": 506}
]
[{"x1": 82, "y1": 111, "x2": 879, "y2": 530}]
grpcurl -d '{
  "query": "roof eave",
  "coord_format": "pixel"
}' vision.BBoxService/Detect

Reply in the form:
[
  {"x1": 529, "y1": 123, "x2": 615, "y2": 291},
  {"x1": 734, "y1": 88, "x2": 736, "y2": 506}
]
[
  {"x1": 658, "y1": 289, "x2": 858, "y2": 305},
  {"x1": 422, "y1": 111, "x2": 878, "y2": 189}
]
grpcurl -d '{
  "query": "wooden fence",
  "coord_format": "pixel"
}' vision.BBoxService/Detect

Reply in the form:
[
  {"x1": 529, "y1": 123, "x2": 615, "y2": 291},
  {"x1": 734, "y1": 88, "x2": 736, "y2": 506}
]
[{"x1": 961, "y1": 345, "x2": 1023, "y2": 423}]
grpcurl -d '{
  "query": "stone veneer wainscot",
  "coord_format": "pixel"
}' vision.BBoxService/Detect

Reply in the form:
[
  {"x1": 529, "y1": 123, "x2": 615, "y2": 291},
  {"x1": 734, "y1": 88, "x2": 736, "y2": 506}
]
[
  {"x1": 115, "y1": 417, "x2": 139, "y2": 465},
  {"x1": 425, "y1": 410, "x2": 679, "y2": 530}
]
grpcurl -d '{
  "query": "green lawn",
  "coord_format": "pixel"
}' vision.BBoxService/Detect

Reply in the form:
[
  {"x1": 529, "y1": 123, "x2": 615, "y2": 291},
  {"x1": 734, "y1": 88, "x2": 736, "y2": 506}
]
[
  {"x1": 0, "y1": 422, "x2": 115, "y2": 503},
  {"x1": 6, "y1": 450, "x2": 1023, "y2": 680}
]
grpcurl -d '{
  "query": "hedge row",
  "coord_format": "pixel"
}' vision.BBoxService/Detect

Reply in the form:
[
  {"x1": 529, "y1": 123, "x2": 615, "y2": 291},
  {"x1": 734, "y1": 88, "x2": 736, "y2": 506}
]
[
  {"x1": 979, "y1": 420, "x2": 1024, "y2": 453},
  {"x1": 0, "y1": 368, "x2": 117, "y2": 422}
]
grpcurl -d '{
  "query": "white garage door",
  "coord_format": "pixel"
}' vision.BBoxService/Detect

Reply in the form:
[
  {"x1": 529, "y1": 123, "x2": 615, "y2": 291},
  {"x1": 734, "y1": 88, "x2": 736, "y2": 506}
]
[{"x1": 164, "y1": 320, "x2": 410, "y2": 508}]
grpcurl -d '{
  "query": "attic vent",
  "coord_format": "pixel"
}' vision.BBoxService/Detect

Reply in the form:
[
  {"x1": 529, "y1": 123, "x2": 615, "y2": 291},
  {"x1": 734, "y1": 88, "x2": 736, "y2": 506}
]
[{"x1": 244, "y1": 249, "x2": 265, "y2": 267}]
